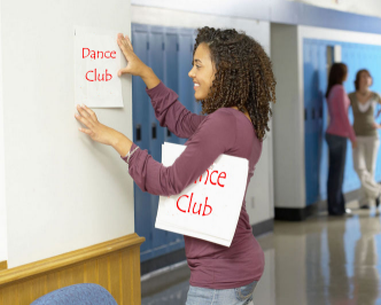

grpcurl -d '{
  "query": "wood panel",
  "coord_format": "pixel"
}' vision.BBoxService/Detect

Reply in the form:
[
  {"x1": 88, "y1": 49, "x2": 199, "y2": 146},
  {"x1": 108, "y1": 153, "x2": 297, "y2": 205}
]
[
  {"x1": 0, "y1": 261, "x2": 7, "y2": 271},
  {"x1": 0, "y1": 233, "x2": 145, "y2": 305}
]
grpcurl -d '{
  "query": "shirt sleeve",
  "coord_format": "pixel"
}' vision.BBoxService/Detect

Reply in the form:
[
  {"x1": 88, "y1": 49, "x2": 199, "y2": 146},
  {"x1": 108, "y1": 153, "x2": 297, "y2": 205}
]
[
  {"x1": 375, "y1": 92, "x2": 381, "y2": 103},
  {"x1": 123, "y1": 109, "x2": 236, "y2": 197},
  {"x1": 146, "y1": 82, "x2": 206, "y2": 139},
  {"x1": 332, "y1": 86, "x2": 356, "y2": 142}
]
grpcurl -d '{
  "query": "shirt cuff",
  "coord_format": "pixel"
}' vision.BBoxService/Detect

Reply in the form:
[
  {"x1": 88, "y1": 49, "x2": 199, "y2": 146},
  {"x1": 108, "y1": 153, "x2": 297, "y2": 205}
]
[{"x1": 120, "y1": 143, "x2": 139, "y2": 163}]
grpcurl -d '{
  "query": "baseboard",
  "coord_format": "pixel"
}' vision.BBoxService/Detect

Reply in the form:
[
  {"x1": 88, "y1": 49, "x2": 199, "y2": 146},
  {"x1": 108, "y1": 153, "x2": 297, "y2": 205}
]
[
  {"x1": 275, "y1": 202, "x2": 319, "y2": 221},
  {"x1": 252, "y1": 218, "x2": 274, "y2": 236},
  {"x1": 0, "y1": 233, "x2": 145, "y2": 305},
  {"x1": 141, "y1": 248, "x2": 186, "y2": 276},
  {"x1": 0, "y1": 261, "x2": 7, "y2": 271},
  {"x1": 275, "y1": 189, "x2": 360, "y2": 221}
]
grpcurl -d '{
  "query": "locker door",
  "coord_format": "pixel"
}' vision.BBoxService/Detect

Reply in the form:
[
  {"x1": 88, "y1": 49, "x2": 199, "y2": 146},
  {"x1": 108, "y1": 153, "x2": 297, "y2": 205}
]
[
  {"x1": 164, "y1": 28, "x2": 181, "y2": 145},
  {"x1": 132, "y1": 25, "x2": 190, "y2": 262},
  {"x1": 131, "y1": 24, "x2": 152, "y2": 256},
  {"x1": 147, "y1": 26, "x2": 167, "y2": 257},
  {"x1": 303, "y1": 39, "x2": 322, "y2": 205},
  {"x1": 179, "y1": 30, "x2": 198, "y2": 116}
]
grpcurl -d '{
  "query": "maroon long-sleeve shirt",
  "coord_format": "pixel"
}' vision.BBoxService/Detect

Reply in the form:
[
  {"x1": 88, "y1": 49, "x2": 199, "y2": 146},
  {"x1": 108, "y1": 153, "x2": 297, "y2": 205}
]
[{"x1": 124, "y1": 82, "x2": 265, "y2": 289}]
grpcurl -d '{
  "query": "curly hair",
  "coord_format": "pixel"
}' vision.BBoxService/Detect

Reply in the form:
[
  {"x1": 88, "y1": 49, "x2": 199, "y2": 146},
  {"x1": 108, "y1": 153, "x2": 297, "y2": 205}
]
[{"x1": 194, "y1": 27, "x2": 276, "y2": 141}]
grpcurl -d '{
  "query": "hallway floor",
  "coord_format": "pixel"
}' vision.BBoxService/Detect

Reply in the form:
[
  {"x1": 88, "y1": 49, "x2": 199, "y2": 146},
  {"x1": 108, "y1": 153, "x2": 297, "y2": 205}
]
[{"x1": 142, "y1": 201, "x2": 381, "y2": 305}]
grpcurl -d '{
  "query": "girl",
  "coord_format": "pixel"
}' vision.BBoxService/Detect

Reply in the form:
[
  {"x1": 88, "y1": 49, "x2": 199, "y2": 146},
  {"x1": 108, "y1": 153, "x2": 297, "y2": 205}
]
[
  {"x1": 348, "y1": 69, "x2": 381, "y2": 209},
  {"x1": 75, "y1": 27, "x2": 276, "y2": 305},
  {"x1": 325, "y1": 63, "x2": 357, "y2": 216}
]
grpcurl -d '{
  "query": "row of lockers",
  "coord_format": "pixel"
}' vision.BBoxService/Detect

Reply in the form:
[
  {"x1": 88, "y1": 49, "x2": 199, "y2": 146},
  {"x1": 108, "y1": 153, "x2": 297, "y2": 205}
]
[
  {"x1": 303, "y1": 38, "x2": 381, "y2": 205},
  {"x1": 131, "y1": 24, "x2": 202, "y2": 261}
]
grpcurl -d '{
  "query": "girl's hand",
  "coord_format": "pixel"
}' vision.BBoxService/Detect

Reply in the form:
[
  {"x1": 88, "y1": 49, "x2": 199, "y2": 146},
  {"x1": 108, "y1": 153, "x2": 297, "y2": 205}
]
[
  {"x1": 373, "y1": 122, "x2": 381, "y2": 129},
  {"x1": 75, "y1": 104, "x2": 119, "y2": 146},
  {"x1": 117, "y1": 33, "x2": 149, "y2": 77}
]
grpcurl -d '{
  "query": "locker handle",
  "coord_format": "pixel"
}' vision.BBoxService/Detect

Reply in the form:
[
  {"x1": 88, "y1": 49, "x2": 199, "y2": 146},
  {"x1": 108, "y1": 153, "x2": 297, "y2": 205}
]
[
  {"x1": 312, "y1": 108, "x2": 315, "y2": 120},
  {"x1": 319, "y1": 107, "x2": 323, "y2": 119},
  {"x1": 136, "y1": 124, "x2": 141, "y2": 142},
  {"x1": 167, "y1": 128, "x2": 171, "y2": 137},
  {"x1": 152, "y1": 123, "x2": 157, "y2": 139}
]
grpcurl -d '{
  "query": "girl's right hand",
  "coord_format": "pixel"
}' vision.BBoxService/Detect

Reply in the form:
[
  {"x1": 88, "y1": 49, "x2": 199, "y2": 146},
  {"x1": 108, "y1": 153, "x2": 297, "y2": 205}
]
[
  {"x1": 351, "y1": 140, "x2": 358, "y2": 149},
  {"x1": 117, "y1": 33, "x2": 149, "y2": 77}
]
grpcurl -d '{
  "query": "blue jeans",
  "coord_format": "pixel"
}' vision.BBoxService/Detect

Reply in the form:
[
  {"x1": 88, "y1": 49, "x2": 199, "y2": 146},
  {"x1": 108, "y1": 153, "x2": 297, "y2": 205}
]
[
  {"x1": 326, "y1": 133, "x2": 347, "y2": 215},
  {"x1": 186, "y1": 281, "x2": 257, "y2": 305}
]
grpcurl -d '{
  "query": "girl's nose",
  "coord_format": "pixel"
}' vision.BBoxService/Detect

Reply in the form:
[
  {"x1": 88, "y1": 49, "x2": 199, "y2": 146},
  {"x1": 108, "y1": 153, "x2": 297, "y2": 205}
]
[{"x1": 188, "y1": 67, "x2": 195, "y2": 78}]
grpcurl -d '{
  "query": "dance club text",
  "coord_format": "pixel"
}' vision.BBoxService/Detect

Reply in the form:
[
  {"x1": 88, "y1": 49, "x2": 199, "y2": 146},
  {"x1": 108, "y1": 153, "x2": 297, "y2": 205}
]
[
  {"x1": 82, "y1": 48, "x2": 116, "y2": 82},
  {"x1": 175, "y1": 169, "x2": 227, "y2": 217}
]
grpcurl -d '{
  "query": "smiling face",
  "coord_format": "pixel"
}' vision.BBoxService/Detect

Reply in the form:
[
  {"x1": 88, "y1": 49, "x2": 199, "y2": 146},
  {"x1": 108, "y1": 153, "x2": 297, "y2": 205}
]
[
  {"x1": 359, "y1": 71, "x2": 372, "y2": 89},
  {"x1": 188, "y1": 43, "x2": 216, "y2": 101}
]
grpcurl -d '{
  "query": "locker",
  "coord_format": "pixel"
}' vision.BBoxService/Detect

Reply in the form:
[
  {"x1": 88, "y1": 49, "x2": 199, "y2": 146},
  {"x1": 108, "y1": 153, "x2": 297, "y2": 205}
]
[{"x1": 132, "y1": 24, "x2": 204, "y2": 262}]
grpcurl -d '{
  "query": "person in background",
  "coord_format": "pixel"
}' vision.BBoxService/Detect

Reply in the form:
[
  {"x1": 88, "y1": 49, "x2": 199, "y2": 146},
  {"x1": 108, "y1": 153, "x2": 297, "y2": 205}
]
[
  {"x1": 325, "y1": 63, "x2": 357, "y2": 216},
  {"x1": 75, "y1": 27, "x2": 276, "y2": 305},
  {"x1": 348, "y1": 69, "x2": 381, "y2": 209}
]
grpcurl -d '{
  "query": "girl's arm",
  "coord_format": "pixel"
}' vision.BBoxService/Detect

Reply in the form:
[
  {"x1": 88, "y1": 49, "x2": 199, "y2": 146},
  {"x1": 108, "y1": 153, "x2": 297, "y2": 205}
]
[
  {"x1": 117, "y1": 34, "x2": 205, "y2": 138},
  {"x1": 75, "y1": 106, "x2": 236, "y2": 197},
  {"x1": 333, "y1": 86, "x2": 357, "y2": 147}
]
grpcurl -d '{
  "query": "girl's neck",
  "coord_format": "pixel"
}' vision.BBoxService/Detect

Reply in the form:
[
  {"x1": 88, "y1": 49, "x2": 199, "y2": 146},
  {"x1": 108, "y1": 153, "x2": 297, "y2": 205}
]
[
  {"x1": 358, "y1": 88, "x2": 370, "y2": 96},
  {"x1": 231, "y1": 106, "x2": 252, "y2": 123}
]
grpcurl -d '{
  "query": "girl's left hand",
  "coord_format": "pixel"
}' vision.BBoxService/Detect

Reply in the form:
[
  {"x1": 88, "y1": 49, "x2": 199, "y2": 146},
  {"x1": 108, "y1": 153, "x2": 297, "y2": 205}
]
[
  {"x1": 75, "y1": 104, "x2": 118, "y2": 146},
  {"x1": 372, "y1": 122, "x2": 381, "y2": 129}
]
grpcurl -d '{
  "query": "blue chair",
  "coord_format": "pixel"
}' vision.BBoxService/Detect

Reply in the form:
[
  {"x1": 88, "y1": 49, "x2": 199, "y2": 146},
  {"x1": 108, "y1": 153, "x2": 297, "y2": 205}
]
[{"x1": 30, "y1": 283, "x2": 118, "y2": 305}]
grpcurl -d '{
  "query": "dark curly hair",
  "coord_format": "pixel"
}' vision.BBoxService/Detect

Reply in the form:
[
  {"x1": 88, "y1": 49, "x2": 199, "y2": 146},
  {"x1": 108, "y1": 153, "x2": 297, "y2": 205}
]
[{"x1": 194, "y1": 27, "x2": 276, "y2": 141}]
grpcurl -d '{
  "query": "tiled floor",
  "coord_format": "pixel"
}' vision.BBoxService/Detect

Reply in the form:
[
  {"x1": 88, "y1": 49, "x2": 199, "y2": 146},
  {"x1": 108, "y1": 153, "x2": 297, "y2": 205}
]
[{"x1": 142, "y1": 201, "x2": 381, "y2": 305}]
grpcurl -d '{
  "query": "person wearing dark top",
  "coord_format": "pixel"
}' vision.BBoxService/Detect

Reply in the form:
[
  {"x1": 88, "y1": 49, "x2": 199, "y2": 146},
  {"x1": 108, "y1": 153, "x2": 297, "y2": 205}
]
[{"x1": 75, "y1": 27, "x2": 276, "y2": 304}]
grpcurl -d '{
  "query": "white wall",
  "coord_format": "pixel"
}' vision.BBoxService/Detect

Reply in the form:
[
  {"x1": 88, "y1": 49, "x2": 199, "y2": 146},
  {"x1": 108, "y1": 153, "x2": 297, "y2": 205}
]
[
  {"x1": 299, "y1": 25, "x2": 381, "y2": 46},
  {"x1": 288, "y1": 0, "x2": 381, "y2": 18},
  {"x1": 0, "y1": 0, "x2": 7, "y2": 263},
  {"x1": 131, "y1": 5, "x2": 274, "y2": 225},
  {"x1": 271, "y1": 24, "x2": 306, "y2": 209},
  {"x1": 2, "y1": 0, "x2": 134, "y2": 268}
]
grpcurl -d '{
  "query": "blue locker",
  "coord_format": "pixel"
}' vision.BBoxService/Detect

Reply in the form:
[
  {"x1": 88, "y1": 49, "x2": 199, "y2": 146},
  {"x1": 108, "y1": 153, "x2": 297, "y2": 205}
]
[
  {"x1": 147, "y1": 26, "x2": 167, "y2": 255},
  {"x1": 132, "y1": 24, "x2": 202, "y2": 262},
  {"x1": 131, "y1": 24, "x2": 152, "y2": 256},
  {"x1": 303, "y1": 40, "x2": 326, "y2": 205},
  {"x1": 164, "y1": 28, "x2": 181, "y2": 145}
]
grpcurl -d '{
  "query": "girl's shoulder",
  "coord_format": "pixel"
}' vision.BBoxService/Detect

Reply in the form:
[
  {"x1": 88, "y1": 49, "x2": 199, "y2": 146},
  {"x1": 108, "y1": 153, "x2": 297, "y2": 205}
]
[
  {"x1": 372, "y1": 91, "x2": 381, "y2": 101},
  {"x1": 348, "y1": 91, "x2": 356, "y2": 102},
  {"x1": 328, "y1": 84, "x2": 345, "y2": 100},
  {"x1": 332, "y1": 84, "x2": 345, "y2": 92}
]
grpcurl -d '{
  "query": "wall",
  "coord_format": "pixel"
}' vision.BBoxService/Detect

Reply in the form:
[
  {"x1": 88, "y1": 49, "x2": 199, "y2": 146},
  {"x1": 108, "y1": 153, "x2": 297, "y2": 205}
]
[
  {"x1": 131, "y1": 4, "x2": 274, "y2": 225},
  {"x1": 271, "y1": 24, "x2": 306, "y2": 209},
  {"x1": 1, "y1": 0, "x2": 134, "y2": 268},
  {"x1": 289, "y1": 0, "x2": 381, "y2": 18},
  {"x1": 0, "y1": 0, "x2": 7, "y2": 263}
]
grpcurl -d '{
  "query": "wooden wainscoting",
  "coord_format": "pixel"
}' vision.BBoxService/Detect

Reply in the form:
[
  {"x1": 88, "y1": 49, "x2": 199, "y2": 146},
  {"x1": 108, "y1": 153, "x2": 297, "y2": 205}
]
[
  {"x1": 0, "y1": 233, "x2": 145, "y2": 305},
  {"x1": 0, "y1": 261, "x2": 7, "y2": 271}
]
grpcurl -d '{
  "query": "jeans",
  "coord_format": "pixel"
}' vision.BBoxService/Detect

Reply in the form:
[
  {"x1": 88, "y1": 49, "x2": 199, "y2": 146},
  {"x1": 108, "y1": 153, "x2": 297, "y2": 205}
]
[
  {"x1": 326, "y1": 133, "x2": 347, "y2": 215},
  {"x1": 185, "y1": 281, "x2": 257, "y2": 305}
]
